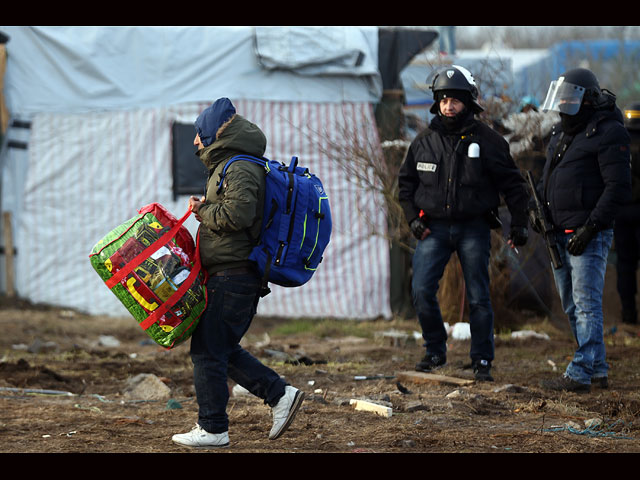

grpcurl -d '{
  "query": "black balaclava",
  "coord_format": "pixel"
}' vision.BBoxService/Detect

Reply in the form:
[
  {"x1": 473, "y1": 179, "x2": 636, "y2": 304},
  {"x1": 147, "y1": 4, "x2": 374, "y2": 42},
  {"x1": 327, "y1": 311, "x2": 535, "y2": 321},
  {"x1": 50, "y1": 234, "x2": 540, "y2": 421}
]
[
  {"x1": 560, "y1": 103, "x2": 596, "y2": 135},
  {"x1": 436, "y1": 89, "x2": 473, "y2": 131}
]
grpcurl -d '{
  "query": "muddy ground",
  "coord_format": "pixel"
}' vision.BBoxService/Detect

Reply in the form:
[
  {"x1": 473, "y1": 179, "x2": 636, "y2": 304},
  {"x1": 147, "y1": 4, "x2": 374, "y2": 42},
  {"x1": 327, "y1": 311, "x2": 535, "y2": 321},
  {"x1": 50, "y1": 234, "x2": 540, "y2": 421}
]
[{"x1": 1, "y1": 287, "x2": 639, "y2": 455}]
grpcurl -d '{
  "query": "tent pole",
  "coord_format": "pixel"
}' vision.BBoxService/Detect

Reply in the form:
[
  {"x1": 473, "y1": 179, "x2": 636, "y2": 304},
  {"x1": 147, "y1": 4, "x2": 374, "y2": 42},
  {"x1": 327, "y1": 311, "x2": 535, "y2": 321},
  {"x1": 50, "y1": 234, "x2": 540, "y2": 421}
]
[{"x1": 3, "y1": 211, "x2": 14, "y2": 297}]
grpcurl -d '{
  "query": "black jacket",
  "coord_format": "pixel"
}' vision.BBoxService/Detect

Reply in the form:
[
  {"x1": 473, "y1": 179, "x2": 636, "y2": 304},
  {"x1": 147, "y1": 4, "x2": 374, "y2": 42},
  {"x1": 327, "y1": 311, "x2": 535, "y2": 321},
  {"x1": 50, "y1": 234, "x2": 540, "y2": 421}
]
[
  {"x1": 539, "y1": 107, "x2": 631, "y2": 231},
  {"x1": 615, "y1": 129, "x2": 640, "y2": 223},
  {"x1": 399, "y1": 113, "x2": 529, "y2": 228}
]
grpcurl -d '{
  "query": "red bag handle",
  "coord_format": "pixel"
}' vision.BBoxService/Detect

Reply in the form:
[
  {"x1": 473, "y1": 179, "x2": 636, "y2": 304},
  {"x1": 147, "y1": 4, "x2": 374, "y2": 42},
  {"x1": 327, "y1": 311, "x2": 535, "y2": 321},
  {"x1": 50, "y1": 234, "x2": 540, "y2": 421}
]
[
  {"x1": 105, "y1": 208, "x2": 193, "y2": 289},
  {"x1": 139, "y1": 231, "x2": 203, "y2": 330},
  {"x1": 103, "y1": 207, "x2": 204, "y2": 331}
]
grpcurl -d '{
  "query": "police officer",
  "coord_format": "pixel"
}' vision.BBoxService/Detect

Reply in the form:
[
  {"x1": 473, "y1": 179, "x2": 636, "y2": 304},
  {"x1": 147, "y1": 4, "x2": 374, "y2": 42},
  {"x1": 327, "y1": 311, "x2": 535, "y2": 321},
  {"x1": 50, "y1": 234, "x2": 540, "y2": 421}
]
[
  {"x1": 614, "y1": 102, "x2": 640, "y2": 325},
  {"x1": 535, "y1": 68, "x2": 631, "y2": 393},
  {"x1": 398, "y1": 65, "x2": 529, "y2": 382}
]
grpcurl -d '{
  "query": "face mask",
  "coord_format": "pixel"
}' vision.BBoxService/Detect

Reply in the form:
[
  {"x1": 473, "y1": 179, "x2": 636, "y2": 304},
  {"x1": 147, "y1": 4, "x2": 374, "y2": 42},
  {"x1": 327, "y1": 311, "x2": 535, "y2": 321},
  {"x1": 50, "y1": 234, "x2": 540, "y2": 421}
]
[
  {"x1": 560, "y1": 104, "x2": 595, "y2": 134},
  {"x1": 439, "y1": 107, "x2": 472, "y2": 131}
]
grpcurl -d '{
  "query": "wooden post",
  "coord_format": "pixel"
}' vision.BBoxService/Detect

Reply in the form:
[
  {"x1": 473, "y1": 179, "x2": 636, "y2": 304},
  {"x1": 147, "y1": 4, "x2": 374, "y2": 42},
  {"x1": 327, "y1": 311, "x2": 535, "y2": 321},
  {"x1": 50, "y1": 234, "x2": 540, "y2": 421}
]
[
  {"x1": 3, "y1": 211, "x2": 15, "y2": 297},
  {"x1": 396, "y1": 371, "x2": 475, "y2": 387}
]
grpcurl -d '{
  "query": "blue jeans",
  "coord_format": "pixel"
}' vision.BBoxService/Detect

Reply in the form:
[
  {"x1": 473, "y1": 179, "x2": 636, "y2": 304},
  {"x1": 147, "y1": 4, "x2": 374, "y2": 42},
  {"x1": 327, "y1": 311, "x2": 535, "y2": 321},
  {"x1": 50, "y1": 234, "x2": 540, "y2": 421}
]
[
  {"x1": 412, "y1": 218, "x2": 494, "y2": 363},
  {"x1": 552, "y1": 229, "x2": 613, "y2": 384},
  {"x1": 190, "y1": 271, "x2": 287, "y2": 433}
]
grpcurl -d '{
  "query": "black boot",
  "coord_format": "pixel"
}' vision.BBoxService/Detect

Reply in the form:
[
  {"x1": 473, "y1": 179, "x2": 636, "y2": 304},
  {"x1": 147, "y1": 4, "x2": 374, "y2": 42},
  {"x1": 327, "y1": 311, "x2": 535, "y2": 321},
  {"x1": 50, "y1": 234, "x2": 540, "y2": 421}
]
[
  {"x1": 591, "y1": 376, "x2": 609, "y2": 389},
  {"x1": 415, "y1": 354, "x2": 446, "y2": 372},
  {"x1": 541, "y1": 375, "x2": 590, "y2": 393},
  {"x1": 473, "y1": 359, "x2": 494, "y2": 382}
]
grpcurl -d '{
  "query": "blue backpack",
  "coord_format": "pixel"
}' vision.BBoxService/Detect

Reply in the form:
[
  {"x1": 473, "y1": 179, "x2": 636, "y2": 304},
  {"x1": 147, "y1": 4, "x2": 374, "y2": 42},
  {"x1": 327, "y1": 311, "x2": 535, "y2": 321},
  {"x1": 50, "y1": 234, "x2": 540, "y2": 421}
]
[{"x1": 217, "y1": 154, "x2": 332, "y2": 296}]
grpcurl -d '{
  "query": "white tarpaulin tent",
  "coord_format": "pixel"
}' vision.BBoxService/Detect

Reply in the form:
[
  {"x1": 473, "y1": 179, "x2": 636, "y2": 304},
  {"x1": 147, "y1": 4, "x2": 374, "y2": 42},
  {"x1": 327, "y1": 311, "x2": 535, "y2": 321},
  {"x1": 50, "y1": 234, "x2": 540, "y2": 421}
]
[{"x1": 0, "y1": 26, "x2": 392, "y2": 320}]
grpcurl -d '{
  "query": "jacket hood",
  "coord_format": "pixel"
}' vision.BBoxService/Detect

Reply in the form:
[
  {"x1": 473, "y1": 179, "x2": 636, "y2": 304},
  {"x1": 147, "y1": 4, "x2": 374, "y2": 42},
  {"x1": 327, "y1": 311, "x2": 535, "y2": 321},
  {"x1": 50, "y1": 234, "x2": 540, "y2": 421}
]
[
  {"x1": 196, "y1": 114, "x2": 267, "y2": 170},
  {"x1": 584, "y1": 105, "x2": 625, "y2": 136}
]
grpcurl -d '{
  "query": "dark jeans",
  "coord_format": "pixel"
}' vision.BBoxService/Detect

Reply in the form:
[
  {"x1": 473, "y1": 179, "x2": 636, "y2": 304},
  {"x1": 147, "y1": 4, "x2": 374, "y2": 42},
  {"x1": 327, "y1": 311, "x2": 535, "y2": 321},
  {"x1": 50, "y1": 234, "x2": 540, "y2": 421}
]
[
  {"x1": 411, "y1": 218, "x2": 494, "y2": 363},
  {"x1": 190, "y1": 271, "x2": 287, "y2": 433}
]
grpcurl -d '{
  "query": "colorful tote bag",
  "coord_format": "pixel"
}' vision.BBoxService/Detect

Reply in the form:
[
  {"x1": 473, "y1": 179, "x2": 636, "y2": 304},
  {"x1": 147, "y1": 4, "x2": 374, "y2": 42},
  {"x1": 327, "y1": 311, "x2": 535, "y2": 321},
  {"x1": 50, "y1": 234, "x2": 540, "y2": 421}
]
[{"x1": 89, "y1": 203, "x2": 207, "y2": 349}]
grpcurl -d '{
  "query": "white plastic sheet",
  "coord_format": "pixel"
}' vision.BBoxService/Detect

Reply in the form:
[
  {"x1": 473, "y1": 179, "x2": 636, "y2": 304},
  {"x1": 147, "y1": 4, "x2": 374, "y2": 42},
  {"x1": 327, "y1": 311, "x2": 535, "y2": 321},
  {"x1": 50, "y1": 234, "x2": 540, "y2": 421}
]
[
  {"x1": 1, "y1": 26, "x2": 382, "y2": 116},
  {"x1": 0, "y1": 26, "x2": 390, "y2": 319},
  {"x1": 17, "y1": 100, "x2": 391, "y2": 320}
]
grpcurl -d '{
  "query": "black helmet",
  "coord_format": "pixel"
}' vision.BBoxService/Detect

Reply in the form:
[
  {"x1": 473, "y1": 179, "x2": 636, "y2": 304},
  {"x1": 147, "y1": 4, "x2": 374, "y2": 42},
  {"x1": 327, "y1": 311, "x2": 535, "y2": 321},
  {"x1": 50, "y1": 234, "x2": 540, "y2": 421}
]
[
  {"x1": 542, "y1": 67, "x2": 614, "y2": 115},
  {"x1": 429, "y1": 65, "x2": 484, "y2": 114},
  {"x1": 624, "y1": 102, "x2": 640, "y2": 131},
  {"x1": 563, "y1": 67, "x2": 600, "y2": 90}
]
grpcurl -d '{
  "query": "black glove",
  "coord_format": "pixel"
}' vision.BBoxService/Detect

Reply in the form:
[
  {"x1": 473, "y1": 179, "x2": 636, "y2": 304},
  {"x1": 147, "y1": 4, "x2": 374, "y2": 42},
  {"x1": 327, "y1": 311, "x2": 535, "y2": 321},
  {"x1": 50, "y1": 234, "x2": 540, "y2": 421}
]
[
  {"x1": 508, "y1": 226, "x2": 528, "y2": 247},
  {"x1": 528, "y1": 209, "x2": 542, "y2": 234},
  {"x1": 567, "y1": 222, "x2": 598, "y2": 256},
  {"x1": 410, "y1": 217, "x2": 429, "y2": 240}
]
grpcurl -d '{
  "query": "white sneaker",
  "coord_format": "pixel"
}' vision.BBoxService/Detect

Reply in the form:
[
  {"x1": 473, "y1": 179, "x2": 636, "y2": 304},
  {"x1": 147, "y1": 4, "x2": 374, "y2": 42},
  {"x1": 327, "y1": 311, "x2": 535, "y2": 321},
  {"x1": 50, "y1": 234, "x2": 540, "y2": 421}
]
[
  {"x1": 269, "y1": 386, "x2": 305, "y2": 440},
  {"x1": 172, "y1": 424, "x2": 229, "y2": 448}
]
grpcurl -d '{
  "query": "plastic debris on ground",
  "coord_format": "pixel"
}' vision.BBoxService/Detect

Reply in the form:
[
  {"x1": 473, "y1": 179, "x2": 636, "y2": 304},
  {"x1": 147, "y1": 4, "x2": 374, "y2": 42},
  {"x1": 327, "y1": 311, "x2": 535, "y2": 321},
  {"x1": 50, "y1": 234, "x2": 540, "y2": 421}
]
[
  {"x1": 511, "y1": 330, "x2": 550, "y2": 340},
  {"x1": 451, "y1": 322, "x2": 471, "y2": 340},
  {"x1": 544, "y1": 419, "x2": 634, "y2": 440}
]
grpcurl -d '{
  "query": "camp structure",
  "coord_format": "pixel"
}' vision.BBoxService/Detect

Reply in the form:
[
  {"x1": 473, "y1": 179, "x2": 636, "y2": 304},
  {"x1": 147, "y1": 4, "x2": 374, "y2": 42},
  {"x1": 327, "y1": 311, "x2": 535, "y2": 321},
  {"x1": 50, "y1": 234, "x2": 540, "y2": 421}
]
[{"x1": 0, "y1": 26, "x2": 435, "y2": 320}]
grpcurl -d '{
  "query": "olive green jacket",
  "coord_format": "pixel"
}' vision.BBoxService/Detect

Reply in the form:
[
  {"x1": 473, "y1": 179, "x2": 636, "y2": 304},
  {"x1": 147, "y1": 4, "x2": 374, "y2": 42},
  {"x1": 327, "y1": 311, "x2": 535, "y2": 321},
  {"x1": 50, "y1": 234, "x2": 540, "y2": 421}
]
[{"x1": 195, "y1": 115, "x2": 267, "y2": 274}]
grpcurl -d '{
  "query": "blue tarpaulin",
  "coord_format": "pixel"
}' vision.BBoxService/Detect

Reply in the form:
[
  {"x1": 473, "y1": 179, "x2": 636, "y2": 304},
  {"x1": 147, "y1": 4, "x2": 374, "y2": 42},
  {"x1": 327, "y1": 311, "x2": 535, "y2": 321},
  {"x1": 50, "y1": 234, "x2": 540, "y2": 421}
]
[{"x1": 517, "y1": 39, "x2": 640, "y2": 104}]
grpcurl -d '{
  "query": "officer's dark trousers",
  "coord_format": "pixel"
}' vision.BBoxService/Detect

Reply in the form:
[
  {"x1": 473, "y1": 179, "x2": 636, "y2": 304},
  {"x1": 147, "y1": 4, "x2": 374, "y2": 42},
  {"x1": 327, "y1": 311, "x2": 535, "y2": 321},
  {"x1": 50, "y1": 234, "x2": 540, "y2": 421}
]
[
  {"x1": 411, "y1": 218, "x2": 494, "y2": 364},
  {"x1": 614, "y1": 220, "x2": 640, "y2": 317}
]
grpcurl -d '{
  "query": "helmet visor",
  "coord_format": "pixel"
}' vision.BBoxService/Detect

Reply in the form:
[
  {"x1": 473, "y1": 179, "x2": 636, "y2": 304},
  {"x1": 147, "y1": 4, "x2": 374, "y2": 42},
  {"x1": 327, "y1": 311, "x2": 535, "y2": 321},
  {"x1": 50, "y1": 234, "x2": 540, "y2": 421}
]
[{"x1": 541, "y1": 77, "x2": 585, "y2": 115}]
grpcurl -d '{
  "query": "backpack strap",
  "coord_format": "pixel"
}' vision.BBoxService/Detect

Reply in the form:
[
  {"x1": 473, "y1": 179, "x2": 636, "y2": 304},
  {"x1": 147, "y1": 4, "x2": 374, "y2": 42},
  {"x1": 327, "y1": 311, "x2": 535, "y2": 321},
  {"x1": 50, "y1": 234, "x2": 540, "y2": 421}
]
[
  {"x1": 216, "y1": 154, "x2": 273, "y2": 297},
  {"x1": 215, "y1": 154, "x2": 268, "y2": 244},
  {"x1": 216, "y1": 154, "x2": 268, "y2": 194}
]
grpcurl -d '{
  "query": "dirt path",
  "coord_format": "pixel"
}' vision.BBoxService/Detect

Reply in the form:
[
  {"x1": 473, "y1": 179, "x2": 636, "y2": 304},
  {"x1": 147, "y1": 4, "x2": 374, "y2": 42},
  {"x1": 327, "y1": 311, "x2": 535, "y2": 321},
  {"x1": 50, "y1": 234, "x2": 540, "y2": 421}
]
[{"x1": 1, "y1": 300, "x2": 639, "y2": 453}]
